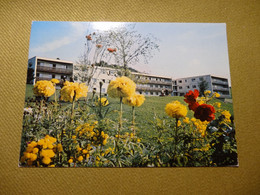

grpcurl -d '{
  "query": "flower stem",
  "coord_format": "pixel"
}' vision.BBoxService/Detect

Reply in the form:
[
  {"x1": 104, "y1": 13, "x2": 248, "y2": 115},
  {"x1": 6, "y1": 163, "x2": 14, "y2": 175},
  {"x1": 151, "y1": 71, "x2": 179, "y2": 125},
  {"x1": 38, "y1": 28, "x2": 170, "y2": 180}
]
[
  {"x1": 132, "y1": 106, "x2": 135, "y2": 136},
  {"x1": 174, "y1": 118, "x2": 179, "y2": 156}
]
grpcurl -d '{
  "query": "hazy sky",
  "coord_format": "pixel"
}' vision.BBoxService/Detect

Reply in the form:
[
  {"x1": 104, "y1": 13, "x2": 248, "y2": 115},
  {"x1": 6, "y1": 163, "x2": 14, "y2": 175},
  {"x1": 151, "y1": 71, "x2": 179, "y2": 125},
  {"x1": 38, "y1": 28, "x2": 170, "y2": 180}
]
[{"x1": 29, "y1": 21, "x2": 231, "y2": 84}]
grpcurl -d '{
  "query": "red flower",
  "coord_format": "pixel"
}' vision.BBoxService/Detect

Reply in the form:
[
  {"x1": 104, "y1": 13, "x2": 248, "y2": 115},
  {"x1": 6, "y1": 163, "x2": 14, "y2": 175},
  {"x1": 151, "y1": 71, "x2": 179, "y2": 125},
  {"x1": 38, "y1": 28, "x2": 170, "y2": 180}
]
[
  {"x1": 107, "y1": 48, "x2": 116, "y2": 53},
  {"x1": 188, "y1": 102, "x2": 199, "y2": 111},
  {"x1": 184, "y1": 89, "x2": 199, "y2": 105},
  {"x1": 194, "y1": 104, "x2": 215, "y2": 122},
  {"x1": 86, "y1": 35, "x2": 92, "y2": 40}
]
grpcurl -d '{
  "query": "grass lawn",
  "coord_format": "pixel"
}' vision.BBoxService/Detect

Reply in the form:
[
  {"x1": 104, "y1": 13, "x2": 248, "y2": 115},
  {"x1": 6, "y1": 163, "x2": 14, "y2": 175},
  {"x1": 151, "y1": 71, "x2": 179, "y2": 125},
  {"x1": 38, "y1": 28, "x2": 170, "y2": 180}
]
[{"x1": 25, "y1": 84, "x2": 234, "y2": 138}]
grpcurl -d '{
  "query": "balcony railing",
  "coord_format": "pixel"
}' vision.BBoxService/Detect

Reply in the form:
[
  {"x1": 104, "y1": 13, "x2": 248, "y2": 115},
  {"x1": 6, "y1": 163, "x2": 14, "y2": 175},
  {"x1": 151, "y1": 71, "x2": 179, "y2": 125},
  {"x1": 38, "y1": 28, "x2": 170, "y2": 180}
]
[
  {"x1": 37, "y1": 65, "x2": 73, "y2": 75},
  {"x1": 136, "y1": 86, "x2": 173, "y2": 92},
  {"x1": 211, "y1": 79, "x2": 228, "y2": 85},
  {"x1": 212, "y1": 86, "x2": 230, "y2": 92},
  {"x1": 137, "y1": 79, "x2": 172, "y2": 85}
]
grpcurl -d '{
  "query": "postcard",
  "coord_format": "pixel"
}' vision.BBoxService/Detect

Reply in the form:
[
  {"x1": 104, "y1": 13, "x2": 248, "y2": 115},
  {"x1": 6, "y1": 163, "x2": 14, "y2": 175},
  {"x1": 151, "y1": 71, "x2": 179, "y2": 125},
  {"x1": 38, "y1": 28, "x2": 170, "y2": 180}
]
[{"x1": 20, "y1": 21, "x2": 238, "y2": 167}]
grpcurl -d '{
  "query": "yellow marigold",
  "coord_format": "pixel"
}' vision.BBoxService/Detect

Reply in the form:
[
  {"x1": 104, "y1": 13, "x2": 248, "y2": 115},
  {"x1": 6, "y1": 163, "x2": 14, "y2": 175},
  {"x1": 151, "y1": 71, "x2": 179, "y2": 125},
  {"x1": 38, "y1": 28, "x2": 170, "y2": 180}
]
[
  {"x1": 30, "y1": 154, "x2": 38, "y2": 161},
  {"x1": 107, "y1": 76, "x2": 136, "y2": 98},
  {"x1": 48, "y1": 165, "x2": 55, "y2": 167},
  {"x1": 57, "y1": 143, "x2": 63, "y2": 152},
  {"x1": 213, "y1": 92, "x2": 220, "y2": 98},
  {"x1": 60, "y1": 82, "x2": 88, "y2": 102},
  {"x1": 37, "y1": 139, "x2": 44, "y2": 145},
  {"x1": 68, "y1": 158, "x2": 73, "y2": 163},
  {"x1": 78, "y1": 156, "x2": 83, "y2": 162},
  {"x1": 165, "y1": 101, "x2": 187, "y2": 119},
  {"x1": 72, "y1": 135, "x2": 76, "y2": 139},
  {"x1": 30, "y1": 141, "x2": 38, "y2": 147},
  {"x1": 96, "y1": 97, "x2": 109, "y2": 106},
  {"x1": 204, "y1": 90, "x2": 211, "y2": 95},
  {"x1": 183, "y1": 117, "x2": 190, "y2": 124},
  {"x1": 198, "y1": 100, "x2": 205, "y2": 105},
  {"x1": 102, "y1": 139, "x2": 107, "y2": 145},
  {"x1": 82, "y1": 149, "x2": 88, "y2": 154},
  {"x1": 42, "y1": 157, "x2": 51, "y2": 165},
  {"x1": 221, "y1": 110, "x2": 231, "y2": 123},
  {"x1": 215, "y1": 102, "x2": 221, "y2": 108},
  {"x1": 123, "y1": 94, "x2": 145, "y2": 107},
  {"x1": 137, "y1": 139, "x2": 141, "y2": 143},
  {"x1": 50, "y1": 78, "x2": 60, "y2": 84},
  {"x1": 41, "y1": 149, "x2": 55, "y2": 158},
  {"x1": 32, "y1": 148, "x2": 39, "y2": 154},
  {"x1": 33, "y1": 80, "x2": 55, "y2": 97},
  {"x1": 177, "y1": 120, "x2": 181, "y2": 127}
]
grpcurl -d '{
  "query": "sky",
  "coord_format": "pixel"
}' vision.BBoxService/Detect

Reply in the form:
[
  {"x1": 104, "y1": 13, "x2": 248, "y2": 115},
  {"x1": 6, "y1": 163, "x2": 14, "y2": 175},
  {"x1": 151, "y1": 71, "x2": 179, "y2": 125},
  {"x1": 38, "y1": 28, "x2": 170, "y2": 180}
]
[{"x1": 28, "y1": 21, "x2": 231, "y2": 84}]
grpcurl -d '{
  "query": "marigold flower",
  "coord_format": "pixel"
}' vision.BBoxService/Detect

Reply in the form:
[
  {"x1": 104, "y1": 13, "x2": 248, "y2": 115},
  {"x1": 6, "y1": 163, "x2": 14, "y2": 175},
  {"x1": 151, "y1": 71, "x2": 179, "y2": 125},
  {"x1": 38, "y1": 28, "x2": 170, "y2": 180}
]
[
  {"x1": 165, "y1": 100, "x2": 187, "y2": 119},
  {"x1": 214, "y1": 102, "x2": 221, "y2": 108},
  {"x1": 57, "y1": 143, "x2": 63, "y2": 152},
  {"x1": 51, "y1": 78, "x2": 60, "y2": 84},
  {"x1": 95, "y1": 97, "x2": 109, "y2": 106},
  {"x1": 204, "y1": 90, "x2": 211, "y2": 95},
  {"x1": 184, "y1": 89, "x2": 199, "y2": 105},
  {"x1": 214, "y1": 92, "x2": 221, "y2": 98},
  {"x1": 107, "y1": 76, "x2": 136, "y2": 98},
  {"x1": 33, "y1": 80, "x2": 55, "y2": 97},
  {"x1": 78, "y1": 156, "x2": 83, "y2": 162},
  {"x1": 184, "y1": 90, "x2": 200, "y2": 111},
  {"x1": 123, "y1": 94, "x2": 145, "y2": 107},
  {"x1": 183, "y1": 117, "x2": 190, "y2": 124},
  {"x1": 68, "y1": 159, "x2": 73, "y2": 164},
  {"x1": 32, "y1": 148, "x2": 39, "y2": 154},
  {"x1": 221, "y1": 110, "x2": 231, "y2": 123},
  {"x1": 60, "y1": 82, "x2": 88, "y2": 102},
  {"x1": 42, "y1": 157, "x2": 51, "y2": 165},
  {"x1": 72, "y1": 135, "x2": 76, "y2": 139},
  {"x1": 30, "y1": 154, "x2": 38, "y2": 161},
  {"x1": 194, "y1": 104, "x2": 215, "y2": 122}
]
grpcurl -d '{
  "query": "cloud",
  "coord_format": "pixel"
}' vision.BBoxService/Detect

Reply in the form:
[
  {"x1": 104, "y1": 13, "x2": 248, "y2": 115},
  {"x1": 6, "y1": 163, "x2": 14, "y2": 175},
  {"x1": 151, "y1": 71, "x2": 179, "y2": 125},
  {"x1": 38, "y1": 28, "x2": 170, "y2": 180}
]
[{"x1": 31, "y1": 22, "x2": 87, "y2": 53}]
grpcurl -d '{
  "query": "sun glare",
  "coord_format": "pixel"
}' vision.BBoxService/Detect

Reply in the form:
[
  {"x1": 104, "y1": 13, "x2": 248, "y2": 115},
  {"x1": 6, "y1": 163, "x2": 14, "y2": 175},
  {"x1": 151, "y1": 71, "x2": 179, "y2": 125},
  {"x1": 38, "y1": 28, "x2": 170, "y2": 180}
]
[{"x1": 92, "y1": 22, "x2": 125, "y2": 31}]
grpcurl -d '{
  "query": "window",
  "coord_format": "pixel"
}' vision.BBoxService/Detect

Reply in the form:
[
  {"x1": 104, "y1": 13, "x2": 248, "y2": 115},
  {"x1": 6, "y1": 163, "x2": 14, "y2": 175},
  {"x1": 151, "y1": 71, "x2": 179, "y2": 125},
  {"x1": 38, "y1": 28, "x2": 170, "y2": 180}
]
[
  {"x1": 52, "y1": 74, "x2": 55, "y2": 78},
  {"x1": 192, "y1": 78, "x2": 196, "y2": 82},
  {"x1": 36, "y1": 73, "x2": 39, "y2": 77},
  {"x1": 151, "y1": 92, "x2": 153, "y2": 95},
  {"x1": 102, "y1": 88, "x2": 106, "y2": 93},
  {"x1": 187, "y1": 86, "x2": 190, "y2": 89},
  {"x1": 102, "y1": 79, "x2": 105, "y2": 83},
  {"x1": 192, "y1": 85, "x2": 196, "y2": 88},
  {"x1": 178, "y1": 80, "x2": 182, "y2": 83},
  {"x1": 185, "y1": 80, "x2": 187, "y2": 82},
  {"x1": 199, "y1": 77, "x2": 203, "y2": 81},
  {"x1": 179, "y1": 86, "x2": 182, "y2": 89},
  {"x1": 156, "y1": 92, "x2": 158, "y2": 95},
  {"x1": 155, "y1": 84, "x2": 158, "y2": 88},
  {"x1": 145, "y1": 92, "x2": 148, "y2": 95}
]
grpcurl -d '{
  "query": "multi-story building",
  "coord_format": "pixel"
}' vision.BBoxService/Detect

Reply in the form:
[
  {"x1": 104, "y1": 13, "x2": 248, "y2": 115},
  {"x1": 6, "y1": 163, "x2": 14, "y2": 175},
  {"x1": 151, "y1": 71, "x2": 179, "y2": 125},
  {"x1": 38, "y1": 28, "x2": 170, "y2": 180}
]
[
  {"x1": 173, "y1": 75, "x2": 230, "y2": 98},
  {"x1": 27, "y1": 56, "x2": 73, "y2": 85},
  {"x1": 132, "y1": 72, "x2": 173, "y2": 96},
  {"x1": 73, "y1": 65, "x2": 173, "y2": 96}
]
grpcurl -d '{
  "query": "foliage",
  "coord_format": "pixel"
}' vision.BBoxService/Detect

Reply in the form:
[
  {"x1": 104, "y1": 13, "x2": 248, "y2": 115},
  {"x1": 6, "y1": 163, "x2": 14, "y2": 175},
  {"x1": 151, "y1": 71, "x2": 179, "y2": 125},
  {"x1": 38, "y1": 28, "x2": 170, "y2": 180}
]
[{"x1": 20, "y1": 79, "x2": 237, "y2": 167}]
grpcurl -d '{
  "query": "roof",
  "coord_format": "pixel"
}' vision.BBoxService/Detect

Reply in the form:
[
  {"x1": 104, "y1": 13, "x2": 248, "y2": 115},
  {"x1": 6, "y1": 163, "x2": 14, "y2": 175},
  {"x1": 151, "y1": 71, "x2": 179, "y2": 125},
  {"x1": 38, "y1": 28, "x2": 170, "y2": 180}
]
[{"x1": 30, "y1": 56, "x2": 73, "y2": 64}]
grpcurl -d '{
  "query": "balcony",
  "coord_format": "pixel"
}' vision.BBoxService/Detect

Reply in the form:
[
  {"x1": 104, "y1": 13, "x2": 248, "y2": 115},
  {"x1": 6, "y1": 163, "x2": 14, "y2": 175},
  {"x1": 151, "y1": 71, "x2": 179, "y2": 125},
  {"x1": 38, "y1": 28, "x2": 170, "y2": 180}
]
[
  {"x1": 37, "y1": 65, "x2": 73, "y2": 75},
  {"x1": 136, "y1": 86, "x2": 172, "y2": 92},
  {"x1": 211, "y1": 79, "x2": 228, "y2": 85},
  {"x1": 36, "y1": 76, "x2": 61, "y2": 82},
  {"x1": 212, "y1": 85, "x2": 230, "y2": 92},
  {"x1": 138, "y1": 79, "x2": 172, "y2": 85}
]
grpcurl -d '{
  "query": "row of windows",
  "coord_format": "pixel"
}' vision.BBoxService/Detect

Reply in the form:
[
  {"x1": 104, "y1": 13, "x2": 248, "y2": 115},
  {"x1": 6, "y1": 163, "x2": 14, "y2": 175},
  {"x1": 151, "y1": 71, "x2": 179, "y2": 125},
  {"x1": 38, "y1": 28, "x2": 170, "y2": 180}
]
[
  {"x1": 37, "y1": 62, "x2": 72, "y2": 69},
  {"x1": 36, "y1": 73, "x2": 69, "y2": 79},
  {"x1": 135, "y1": 76, "x2": 171, "y2": 82},
  {"x1": 137, "y1": 84, "x2": 171, "y2": 89},
  {"x1": 179, "y1": 85, "x2": 197, "y2": 90},
  {"x1": 178, "y1": 77, "x2": 204, "y2": 83}
]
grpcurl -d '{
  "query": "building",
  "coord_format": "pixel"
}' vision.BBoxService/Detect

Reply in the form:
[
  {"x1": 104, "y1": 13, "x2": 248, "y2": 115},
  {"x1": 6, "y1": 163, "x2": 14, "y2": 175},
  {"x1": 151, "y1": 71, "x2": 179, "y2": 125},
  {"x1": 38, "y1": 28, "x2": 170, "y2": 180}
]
[
  {"x1": 173, "y1": 75, "x2": 231, "y2": 98},
  {"x1": 27, "y1": 56, "x2": 73, "y2": 85},
  {"x1": 73, "y1": 65, "x2": 173, "y2": 96},
  {"x1": 132, "y1": 72, "x2": 173, "y2": 96}
]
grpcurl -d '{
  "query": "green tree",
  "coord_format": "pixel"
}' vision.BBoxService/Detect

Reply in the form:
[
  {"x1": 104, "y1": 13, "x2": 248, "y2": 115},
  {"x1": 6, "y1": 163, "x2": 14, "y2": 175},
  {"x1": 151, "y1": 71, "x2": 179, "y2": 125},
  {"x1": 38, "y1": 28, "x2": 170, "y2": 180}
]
[{"x1": 198, "y1": 79, "x2": 209, "y2": 96}]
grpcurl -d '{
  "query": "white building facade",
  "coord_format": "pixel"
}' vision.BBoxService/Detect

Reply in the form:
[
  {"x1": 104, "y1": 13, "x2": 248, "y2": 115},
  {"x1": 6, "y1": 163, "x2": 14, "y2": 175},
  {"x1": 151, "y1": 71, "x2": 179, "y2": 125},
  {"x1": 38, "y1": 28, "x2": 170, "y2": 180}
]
[{"x1": 173, "y1": 75, "x2": 231, "y2": 98}]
